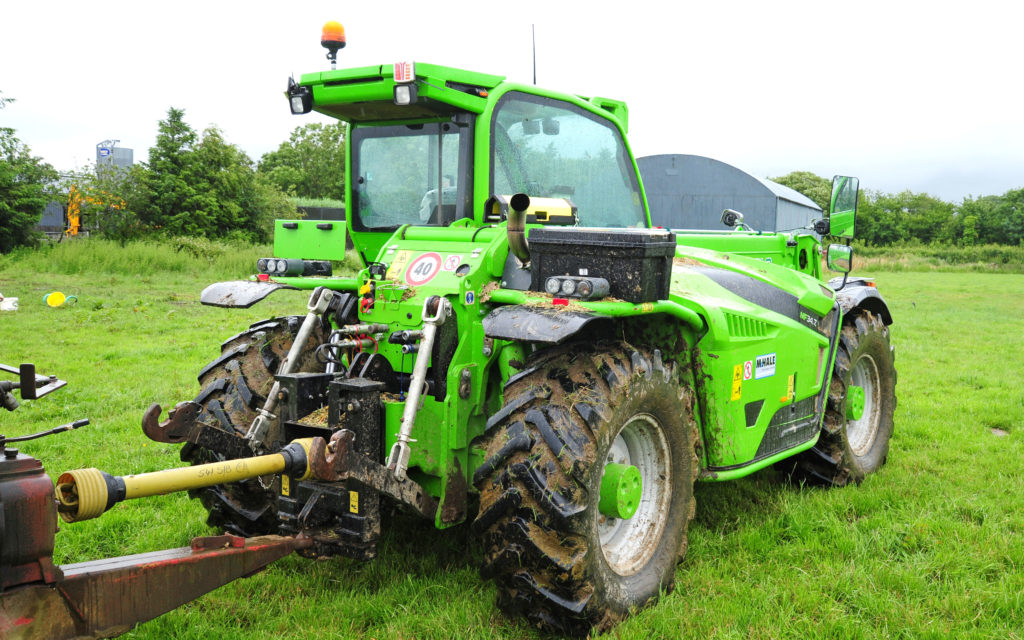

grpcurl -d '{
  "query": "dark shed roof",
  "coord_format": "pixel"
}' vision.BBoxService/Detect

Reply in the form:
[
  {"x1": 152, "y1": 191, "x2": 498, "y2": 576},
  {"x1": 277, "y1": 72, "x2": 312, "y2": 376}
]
[{"x1": 638, "y1": 154, "x2": 820, "y2": 232}]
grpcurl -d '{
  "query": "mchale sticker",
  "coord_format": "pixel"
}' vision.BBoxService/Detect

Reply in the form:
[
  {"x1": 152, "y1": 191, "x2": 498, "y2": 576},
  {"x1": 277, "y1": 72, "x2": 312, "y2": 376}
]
[{"x1": 754, "y1": 353, "x2": 776, "y2": 379}]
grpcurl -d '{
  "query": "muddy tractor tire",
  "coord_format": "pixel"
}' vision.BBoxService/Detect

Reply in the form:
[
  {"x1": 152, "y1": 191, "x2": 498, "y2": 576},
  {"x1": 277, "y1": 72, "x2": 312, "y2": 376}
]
[
  {"x1": 782, "y1": 310, "x2": 897, "y2": 486},
  {"x1": 473, "y1": 342, "x2": 699, "y2": 635},
  {"x1": 182, "y1": 316, "x2": 328, "y2": 536}
]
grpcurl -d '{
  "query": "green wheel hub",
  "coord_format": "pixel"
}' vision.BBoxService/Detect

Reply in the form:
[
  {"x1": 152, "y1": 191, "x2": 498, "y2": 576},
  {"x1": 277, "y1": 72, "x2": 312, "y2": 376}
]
[
  {"x1": 847, "y1": 385, "x2": 866, "y2": 421},
  {"x1": 599, "y1": 463, "x2": 642, "y2": 520}
]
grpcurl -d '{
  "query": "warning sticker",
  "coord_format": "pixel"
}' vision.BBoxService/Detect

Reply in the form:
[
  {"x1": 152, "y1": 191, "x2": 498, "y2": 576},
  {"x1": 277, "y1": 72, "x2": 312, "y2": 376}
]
[
  {"x1": 780, "y1": 374, "x2": 795, "y2": 403},
  {"x1": 754, "y1": 353, "x2": 776, "y2": 379},
  {"x1": 731, "y1": 364, "x2": 743, "y2": 401},
  {"x1": 386, "y1": 250, "x2": 413, "y2": 280},
  {"x1": 349, "y1": 490, "x2": 359, "y2": 514},
  {"x1": 442, "y1": 254, "x2": 462, "y2": 271},
  {"x1": 743, "y1": 360, "x2": 753, "y2": 380},
  {"x1": 405, "y1": 252, "x2": 442, "y2": 286}
]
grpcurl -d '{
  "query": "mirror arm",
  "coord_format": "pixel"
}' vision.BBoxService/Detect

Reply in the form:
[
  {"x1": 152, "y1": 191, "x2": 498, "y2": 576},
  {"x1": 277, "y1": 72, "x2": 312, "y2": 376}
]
[{"x1": 833, "y1": 271, "x2": 849, "y2": 292}]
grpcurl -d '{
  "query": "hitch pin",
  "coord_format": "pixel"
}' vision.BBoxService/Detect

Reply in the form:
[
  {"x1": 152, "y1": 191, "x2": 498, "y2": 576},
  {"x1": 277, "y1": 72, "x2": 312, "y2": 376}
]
[
  {"x1": 386, "y1": 296, "x2": 449, "y2": 481},
  {"x1": 244, "y1": 287, "x2": 335, "y2": 451}
]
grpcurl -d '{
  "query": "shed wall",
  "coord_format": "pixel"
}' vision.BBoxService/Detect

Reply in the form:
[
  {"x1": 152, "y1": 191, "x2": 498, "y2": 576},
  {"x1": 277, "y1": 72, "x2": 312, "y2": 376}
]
[
  {"x1": 638, "y1": 154, "x2": 821, "y2": 233},
  {"x1": 776, "y1": 200, "x2": 814, "y2": 232},
  {"x1": 639, "y1": 155, "x2": 779, "y2": 230}
]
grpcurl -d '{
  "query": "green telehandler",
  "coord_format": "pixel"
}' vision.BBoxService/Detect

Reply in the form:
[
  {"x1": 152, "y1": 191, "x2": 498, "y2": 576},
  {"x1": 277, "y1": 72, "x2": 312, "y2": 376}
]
[
  {"x1": 177, "y1": 26, "x2": 895, "y2": 632},
  {"x1": 5, "y1": 22, "x2": 895, "y2": 637}
]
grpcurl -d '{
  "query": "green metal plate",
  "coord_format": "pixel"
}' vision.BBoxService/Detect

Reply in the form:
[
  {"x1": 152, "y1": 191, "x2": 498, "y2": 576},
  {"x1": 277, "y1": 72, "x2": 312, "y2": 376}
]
[{"x1": 274, "y1": 219, "x2": 347, "y2": 261}]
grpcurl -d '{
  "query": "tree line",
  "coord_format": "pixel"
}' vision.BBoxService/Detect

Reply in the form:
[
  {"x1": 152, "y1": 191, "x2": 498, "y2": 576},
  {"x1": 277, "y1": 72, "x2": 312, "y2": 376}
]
[
  {"x1": 1, "y1": 100, "x2": 343, "y2": 250},
  {"x1": 772, "y1": 171, "x2": 1023, "y2": 247},
  {"x1": 2, "y1": 97, "x2": 1021, "y2": 252},
  {"x1": 1, "y1": 92, "x2": 59, "y2": 252}
]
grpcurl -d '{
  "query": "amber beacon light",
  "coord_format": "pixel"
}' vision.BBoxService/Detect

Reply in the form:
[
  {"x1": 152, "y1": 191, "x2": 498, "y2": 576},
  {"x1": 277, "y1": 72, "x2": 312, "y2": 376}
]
[{"x1": 321, "y1": 21, "x2": 346, "y2": 69}]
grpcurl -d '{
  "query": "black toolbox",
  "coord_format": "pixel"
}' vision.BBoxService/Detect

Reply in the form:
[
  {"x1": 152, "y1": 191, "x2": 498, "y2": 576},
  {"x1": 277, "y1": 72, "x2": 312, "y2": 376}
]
[{"x1": 528, "y1": 227, "x2": 677, "y2": 303}]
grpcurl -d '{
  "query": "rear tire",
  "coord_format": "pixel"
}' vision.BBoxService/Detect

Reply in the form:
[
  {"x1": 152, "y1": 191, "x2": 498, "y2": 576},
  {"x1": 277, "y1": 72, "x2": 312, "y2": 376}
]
[
  {"x1": 473, "y1": 342, "x2": 699, "y2": 635},
  {"x1": 783, "y1": 310, "x2": 897, "y2": 486},
  {"x1": 182, "y1": 316, "x2": 327, "y2": 536}
]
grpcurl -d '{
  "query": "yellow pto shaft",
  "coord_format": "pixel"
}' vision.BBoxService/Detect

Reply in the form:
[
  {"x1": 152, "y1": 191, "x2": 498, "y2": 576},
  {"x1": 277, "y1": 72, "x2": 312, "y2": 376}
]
[{"x1": 55, "y1": 439, "x2": 313, "y2": 523}]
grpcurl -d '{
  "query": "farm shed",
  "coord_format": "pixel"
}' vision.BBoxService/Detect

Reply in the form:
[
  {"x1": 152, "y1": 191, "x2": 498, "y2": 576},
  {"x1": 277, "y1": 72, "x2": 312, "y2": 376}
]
[
  {"x1": 637, "y1": 154, "x2": 821, "y2": 232},
  {"x1": 37, "y1": 201, "x2": 65, "y2": 238}
]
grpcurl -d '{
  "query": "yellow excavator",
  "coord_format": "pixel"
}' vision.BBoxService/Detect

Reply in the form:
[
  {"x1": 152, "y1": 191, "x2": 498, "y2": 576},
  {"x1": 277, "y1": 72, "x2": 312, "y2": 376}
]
[{"x1": 65, "y1": 184, "x2": 125, "y2": 237}]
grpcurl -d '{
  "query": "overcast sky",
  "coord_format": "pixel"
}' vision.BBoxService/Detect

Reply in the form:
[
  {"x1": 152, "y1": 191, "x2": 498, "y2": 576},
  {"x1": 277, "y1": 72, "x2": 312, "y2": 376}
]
[{"x1": 3, "y1": 1, "x2": 1022, "y2": 203}]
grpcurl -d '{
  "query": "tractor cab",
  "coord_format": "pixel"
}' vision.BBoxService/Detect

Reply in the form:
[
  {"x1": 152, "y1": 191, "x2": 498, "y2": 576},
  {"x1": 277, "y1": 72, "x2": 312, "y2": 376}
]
[{"x1": 288, "y1": 60, "x2": 649, "y2": 264}]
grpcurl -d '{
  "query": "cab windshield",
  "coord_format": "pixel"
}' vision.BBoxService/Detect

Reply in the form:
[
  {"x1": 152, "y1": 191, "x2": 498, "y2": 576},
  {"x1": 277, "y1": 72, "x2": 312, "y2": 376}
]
[
  {"x1": 351, "y1": 121, "x2": 472, "y2": 231},
  {"x1": 491, "y1": 93, "x2": 647, "y2": 228}
]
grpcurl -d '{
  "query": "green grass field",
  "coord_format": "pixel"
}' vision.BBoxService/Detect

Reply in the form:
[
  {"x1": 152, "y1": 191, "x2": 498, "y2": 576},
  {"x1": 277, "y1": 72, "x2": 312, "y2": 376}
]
[{"x1": 1, "y1": 241, "x2": 1021, "y2": 639}]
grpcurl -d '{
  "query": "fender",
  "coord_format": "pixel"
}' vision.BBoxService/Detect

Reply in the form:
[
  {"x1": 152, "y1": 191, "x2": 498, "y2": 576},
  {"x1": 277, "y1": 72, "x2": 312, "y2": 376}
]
[
  {"x1": 482, "y1": 304, "x2": 609, "y2": 344},
  {"x1": 830, "y1": 277, "x2": 893, "y2": 325},
  {"x1": 200, "y1": 280, "x2": 296, "y2": 308}
]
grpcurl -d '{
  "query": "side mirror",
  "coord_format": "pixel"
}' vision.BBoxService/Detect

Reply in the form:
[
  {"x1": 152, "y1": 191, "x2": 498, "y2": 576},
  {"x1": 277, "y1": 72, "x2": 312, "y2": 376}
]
[
  {"x1": 827, "y1": 244, "x2": 853, "y2": 273},
  {"x1": 828, "y1": 175, "x2": 859, "y2": 239}
]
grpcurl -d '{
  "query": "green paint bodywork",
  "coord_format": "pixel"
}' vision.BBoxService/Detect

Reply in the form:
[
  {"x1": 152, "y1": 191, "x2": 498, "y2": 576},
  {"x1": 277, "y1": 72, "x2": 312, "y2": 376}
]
[
  {"x1": 273, "y1": 219, "x2": 347, "y2": 261},
  {"x1": 256, "y1": 60, "x2": 864, "y2": 524}
]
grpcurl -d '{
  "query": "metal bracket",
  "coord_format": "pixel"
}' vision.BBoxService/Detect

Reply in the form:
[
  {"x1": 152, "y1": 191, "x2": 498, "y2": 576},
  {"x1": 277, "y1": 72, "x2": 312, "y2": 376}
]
[
  {"x1": 309, "y1": 430, "x2": 437, "y2": 520},
  {"x1": 0, "y1": 363, "x2": 67, "y2": 400}
]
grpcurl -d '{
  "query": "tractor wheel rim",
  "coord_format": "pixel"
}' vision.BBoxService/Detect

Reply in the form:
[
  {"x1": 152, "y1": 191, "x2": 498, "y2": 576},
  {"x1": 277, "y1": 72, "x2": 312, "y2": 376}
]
[
  {"x1": 847, "y1": 353, "x2": 881, "y2": 457},
  {"x1": 598, "y1": 413, "x2": 671, "y2": 576}
]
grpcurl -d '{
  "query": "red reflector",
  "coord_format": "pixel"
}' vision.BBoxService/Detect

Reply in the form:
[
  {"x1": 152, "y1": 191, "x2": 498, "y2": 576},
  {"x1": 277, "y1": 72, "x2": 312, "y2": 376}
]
[
  {"x1": 553, "y1": 298, "x2": 569, "y2": 306},
  {"x1": 394, "y1": 61, "x2": 415, "y2": 83},
  {"x1": 257, "y1": 273, "x2": 270, "y2": 282}
]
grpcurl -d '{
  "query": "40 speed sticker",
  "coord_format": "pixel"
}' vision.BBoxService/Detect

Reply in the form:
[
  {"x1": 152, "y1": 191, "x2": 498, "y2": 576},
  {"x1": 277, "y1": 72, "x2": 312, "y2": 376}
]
[{"x1": 406, "y1": 252, "x2": 443, "y2": 286}]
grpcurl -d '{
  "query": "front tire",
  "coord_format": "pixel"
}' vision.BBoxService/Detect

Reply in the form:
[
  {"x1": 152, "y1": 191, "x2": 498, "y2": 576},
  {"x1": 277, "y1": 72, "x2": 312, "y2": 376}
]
[
  {"x1": 783, "y1": 310, "x2": 897, "y2": 486},
  {"x1": 473, "y1": 343, "x2": 699, "y2": 635},
  {"x1": 183, "y1": 316, "x2": 327, "y2": 535}
]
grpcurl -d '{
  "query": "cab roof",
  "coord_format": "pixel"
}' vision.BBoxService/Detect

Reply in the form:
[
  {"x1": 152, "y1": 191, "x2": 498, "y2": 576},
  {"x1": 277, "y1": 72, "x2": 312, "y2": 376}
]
[
  {"x1": 299, "y1": 62, "x2": 629, "y2": 129},
  {"x1": 300, "y1": 62, "x2": 504, "y2": 122}
]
